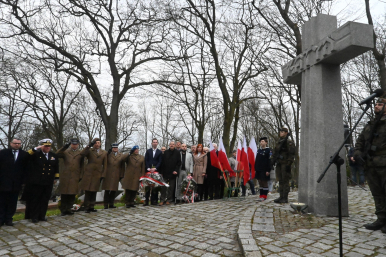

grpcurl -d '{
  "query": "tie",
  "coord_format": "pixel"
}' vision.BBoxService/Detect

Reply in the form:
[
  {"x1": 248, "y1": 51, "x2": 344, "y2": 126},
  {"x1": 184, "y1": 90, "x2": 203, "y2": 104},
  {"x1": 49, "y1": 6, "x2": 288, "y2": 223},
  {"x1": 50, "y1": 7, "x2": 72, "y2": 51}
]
[
  {"x1": 153, "y1": 150, "x2": 155, "y2": 157},
  {"x1": 13, "y1": 150, "x2": 17, "y2": 162},
  {"x1": 114, "y1": 152, "x2": 117, "y2": 156},
  {"x1": 46, "y1": 153, "x2": 49, "y2": 160}
]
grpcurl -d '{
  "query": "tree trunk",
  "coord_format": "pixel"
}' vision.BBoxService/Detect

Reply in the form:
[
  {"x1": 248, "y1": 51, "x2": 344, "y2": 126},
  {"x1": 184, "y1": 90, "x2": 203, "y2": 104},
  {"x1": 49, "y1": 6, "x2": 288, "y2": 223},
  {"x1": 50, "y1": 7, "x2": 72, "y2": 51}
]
[
  {"x1": 377, "y1": 58, "x2": 386, "y2": 91},
  {"x1": 230, "y1": 105, "x2": 240, "y2": 155}
]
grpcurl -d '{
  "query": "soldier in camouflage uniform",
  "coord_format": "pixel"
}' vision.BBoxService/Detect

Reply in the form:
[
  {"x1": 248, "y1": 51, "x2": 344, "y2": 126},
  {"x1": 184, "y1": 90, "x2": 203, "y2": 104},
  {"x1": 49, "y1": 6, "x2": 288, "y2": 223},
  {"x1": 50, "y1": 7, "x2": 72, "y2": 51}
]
[
  {"x1": 354, "y1": 97, "x2": 386, "y2": 233},
  {"x1": 272, "y1": 128, "x2": 295, "y2": 204}
]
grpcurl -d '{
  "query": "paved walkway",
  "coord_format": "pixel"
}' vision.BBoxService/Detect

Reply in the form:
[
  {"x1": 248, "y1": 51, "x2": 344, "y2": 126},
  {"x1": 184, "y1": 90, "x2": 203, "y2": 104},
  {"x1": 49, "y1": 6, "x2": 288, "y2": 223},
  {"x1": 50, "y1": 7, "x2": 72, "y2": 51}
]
[
  {"x1": 240, "y1": 186, "x2": 386, "y2": 257},
  {"x1": 0, "y1": 187, "x2": 385, "y2": 257}
]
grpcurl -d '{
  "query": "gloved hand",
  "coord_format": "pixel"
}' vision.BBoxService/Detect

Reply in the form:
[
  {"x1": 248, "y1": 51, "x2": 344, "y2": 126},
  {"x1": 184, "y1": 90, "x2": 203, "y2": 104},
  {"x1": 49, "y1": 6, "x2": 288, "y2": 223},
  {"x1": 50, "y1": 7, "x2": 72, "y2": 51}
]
[
  {"x1": 64, "y1": 141, "x2": 71, "y2": 149},
  {"x1": 107, "y1": 148, "x2": 112, "y2": 155},
  {"x1": 88, "y1": 141, "x2": 96, "y2": 148}
]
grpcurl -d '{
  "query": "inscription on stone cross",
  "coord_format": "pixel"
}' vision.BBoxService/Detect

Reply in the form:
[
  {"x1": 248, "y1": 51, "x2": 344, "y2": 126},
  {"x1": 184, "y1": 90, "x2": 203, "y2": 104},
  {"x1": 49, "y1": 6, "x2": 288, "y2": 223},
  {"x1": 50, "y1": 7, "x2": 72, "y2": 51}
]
[{"x1": 282, "y1": 14, "x2": 373, "y2": 216}]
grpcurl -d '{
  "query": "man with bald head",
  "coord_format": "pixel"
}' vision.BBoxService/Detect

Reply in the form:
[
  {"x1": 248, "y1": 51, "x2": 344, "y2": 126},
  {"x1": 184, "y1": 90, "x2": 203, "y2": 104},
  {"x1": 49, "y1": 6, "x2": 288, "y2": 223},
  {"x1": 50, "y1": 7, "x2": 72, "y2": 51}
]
[{"x1": 159, "y1": 141, "x2": 181, "y2": 205}]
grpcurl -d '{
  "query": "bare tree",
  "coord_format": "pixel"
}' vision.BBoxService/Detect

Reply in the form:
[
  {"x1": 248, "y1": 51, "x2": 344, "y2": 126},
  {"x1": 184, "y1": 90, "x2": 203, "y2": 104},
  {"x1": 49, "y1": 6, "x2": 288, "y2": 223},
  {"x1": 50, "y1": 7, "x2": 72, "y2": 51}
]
[
  {"x1": 168, "y1": 0, "x2": 269, "y2": 152},
  {"x1": 0, "y1": 55, "x2": 29, "y2": 148},
  {"x1": 0, "y1": 0, "x2": 182, "y2": 148},
  {"x1": 365, "y1": 0, "x2": 386, "y2": 91}
]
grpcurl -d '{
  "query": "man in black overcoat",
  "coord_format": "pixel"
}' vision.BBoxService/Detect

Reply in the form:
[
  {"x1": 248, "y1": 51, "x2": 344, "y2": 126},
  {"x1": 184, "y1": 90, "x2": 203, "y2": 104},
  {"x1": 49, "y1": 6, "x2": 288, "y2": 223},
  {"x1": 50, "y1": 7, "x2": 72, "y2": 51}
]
[
  {"x1": 144, "y1": 138, "x2": 163, "y2": 205},
  {"x1": 0, "y1": 138, "x2": 29, "y2": 226},
  {"x1": 23, "y1": 139, "x2": 59, "y2": 223},
  {"x1": 159, "y1": 141, "x2": 181, "y2": 205}
]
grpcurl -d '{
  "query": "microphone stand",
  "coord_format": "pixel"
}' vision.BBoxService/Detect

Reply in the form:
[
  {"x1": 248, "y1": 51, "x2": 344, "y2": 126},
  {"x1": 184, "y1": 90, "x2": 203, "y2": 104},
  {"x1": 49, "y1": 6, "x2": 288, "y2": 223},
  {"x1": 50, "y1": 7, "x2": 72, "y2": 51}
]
[{"x1": 317, "y1": 102, "x2": 371, "y2": 257}]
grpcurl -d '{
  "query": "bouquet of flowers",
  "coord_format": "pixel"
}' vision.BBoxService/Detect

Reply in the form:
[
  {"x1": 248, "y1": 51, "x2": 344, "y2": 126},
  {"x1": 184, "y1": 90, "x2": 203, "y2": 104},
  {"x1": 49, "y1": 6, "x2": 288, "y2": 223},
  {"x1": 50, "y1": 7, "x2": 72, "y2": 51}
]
[
  {"x1": 181, "y1": 175, "x2": 197, "y2": 203},
  {"x1": 71, "y1": 204, "x2": 81, "y2": 212},
  {"x1": 139, "y1": 171, "x2": 169, "y2": 188}
]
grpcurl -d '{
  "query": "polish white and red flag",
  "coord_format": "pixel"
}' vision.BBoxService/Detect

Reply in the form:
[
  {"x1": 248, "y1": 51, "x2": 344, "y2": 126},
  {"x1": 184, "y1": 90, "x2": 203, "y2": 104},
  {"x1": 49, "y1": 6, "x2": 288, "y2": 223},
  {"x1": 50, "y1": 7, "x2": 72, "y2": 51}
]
[
  {"x1": 248, "y1": 137, "x2": 258, "y2": 180},
  {"x1": 218, "y1": 138, "x2": 235, "y2": 177},
  {"x1": 236, "y1": 140, "x2": 242, "y2": 162},
  {"x1": 209, "y1": 140, "x2": 223, "y2": 172},
  {"x1": 241, "y1": 136, "x2": 250, "y2": 185}
]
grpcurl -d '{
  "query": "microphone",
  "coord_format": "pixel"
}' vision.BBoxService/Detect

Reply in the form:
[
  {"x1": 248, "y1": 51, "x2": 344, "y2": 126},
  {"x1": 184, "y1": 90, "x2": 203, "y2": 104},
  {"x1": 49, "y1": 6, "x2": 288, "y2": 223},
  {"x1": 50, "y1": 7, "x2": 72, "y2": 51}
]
[{"x1": 359, "y1": 89, "x2": 384, "y2": 105}]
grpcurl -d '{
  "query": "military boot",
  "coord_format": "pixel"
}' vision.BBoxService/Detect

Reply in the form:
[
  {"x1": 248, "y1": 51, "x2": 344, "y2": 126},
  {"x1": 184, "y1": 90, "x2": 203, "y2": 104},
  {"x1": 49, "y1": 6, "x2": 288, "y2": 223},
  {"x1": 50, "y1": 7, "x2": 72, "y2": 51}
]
[
  {"x1": 273, "y1": 197, "x2": 282, "y2": 203},
  {"x1": 274, "y1": 190, "x2": 283, "y2": 203},
  {"x1": 364, "y1": 219, "x2": 386, "y2": 230},
  {"x1": 381, "y1": 224, "x2": 386, "y2": 233},
  {"x1": 278, "y1": 192, "x2": 289, "y2": 203}
]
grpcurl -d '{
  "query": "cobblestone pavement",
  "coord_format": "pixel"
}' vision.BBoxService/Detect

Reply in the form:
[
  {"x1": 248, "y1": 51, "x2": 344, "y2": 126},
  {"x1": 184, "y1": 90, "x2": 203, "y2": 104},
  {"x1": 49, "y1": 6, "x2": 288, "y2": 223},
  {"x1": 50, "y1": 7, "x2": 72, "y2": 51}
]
[
  {"x1": 0, "y1": 197, "x2": 259, "y2": 257},
  {"x1": 1, "y1": 187, "x2": 385, "y2": 257},
  {"x1": 243, "y1": 186, "x2": 386, "y2": 257}
]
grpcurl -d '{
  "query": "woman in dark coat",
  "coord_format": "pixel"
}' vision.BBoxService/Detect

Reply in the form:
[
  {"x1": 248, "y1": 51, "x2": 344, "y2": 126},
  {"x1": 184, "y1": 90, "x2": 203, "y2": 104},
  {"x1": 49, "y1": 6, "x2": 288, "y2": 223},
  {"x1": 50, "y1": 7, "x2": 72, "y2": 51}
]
[{"x1": 254, "y1": 137, "x2": 272, "y2": 201}]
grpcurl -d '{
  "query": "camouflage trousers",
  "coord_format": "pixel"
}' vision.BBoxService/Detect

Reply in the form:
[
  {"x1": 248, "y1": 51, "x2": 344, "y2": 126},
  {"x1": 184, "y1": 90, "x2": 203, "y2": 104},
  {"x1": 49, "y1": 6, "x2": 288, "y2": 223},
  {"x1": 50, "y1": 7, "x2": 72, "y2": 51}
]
[
  {"x1": 366, "y1": 166, "x2": 386, "y2": 221},
  {"x1": 276, "y1": 163, "x2": 291, "y2": 199}
]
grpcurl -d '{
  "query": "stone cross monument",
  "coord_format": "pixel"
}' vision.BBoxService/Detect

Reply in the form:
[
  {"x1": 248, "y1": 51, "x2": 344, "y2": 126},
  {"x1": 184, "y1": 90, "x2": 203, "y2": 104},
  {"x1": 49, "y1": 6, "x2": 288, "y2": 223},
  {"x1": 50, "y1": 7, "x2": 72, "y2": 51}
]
[{"x1": 282, "y1": 14, "x2": 373, "y2": 216}]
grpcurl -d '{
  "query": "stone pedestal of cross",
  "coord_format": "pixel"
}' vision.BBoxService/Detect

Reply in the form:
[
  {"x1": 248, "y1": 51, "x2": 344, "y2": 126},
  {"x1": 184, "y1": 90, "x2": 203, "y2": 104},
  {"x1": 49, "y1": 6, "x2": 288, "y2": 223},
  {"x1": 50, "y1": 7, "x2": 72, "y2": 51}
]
[{"x1": 282, "y1": 14, "x2": 373, "y2": 216}]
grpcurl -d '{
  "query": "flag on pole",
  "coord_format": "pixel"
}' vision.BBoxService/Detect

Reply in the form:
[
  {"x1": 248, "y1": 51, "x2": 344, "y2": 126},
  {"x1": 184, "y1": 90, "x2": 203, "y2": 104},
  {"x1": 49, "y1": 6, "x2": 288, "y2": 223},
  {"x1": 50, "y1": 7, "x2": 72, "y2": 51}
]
[
  {"x1": 237, "y1": 140, "x2": 242, "y2": 162},
  {"x1": 218, "y1": 138, "x2": 235, "y2": 177},
  {"x1": 241, "y1": 136, "x2": 250, "y2": 186},
  {"x1": 248, "y1": 137, "x2": 258, "y2": 180},
  {"x1": 209, "y1": 140, "x2": 223, "y2": 171}
]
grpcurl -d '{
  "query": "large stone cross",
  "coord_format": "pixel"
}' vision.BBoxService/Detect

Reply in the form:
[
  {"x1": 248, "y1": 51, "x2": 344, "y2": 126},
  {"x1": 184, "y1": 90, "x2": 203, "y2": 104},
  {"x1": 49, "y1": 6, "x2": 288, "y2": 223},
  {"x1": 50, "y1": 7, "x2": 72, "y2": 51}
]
[{"x1": 282, "y1": 14, "x2": 373, "y2": 216}]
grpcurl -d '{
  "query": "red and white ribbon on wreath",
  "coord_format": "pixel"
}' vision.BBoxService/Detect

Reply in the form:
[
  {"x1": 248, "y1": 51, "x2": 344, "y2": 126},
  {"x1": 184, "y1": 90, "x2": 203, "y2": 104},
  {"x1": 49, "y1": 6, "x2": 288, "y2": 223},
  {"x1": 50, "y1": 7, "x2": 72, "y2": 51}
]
[{"x1": 139, "y1": 172, "x2": 169, "y2": 187}]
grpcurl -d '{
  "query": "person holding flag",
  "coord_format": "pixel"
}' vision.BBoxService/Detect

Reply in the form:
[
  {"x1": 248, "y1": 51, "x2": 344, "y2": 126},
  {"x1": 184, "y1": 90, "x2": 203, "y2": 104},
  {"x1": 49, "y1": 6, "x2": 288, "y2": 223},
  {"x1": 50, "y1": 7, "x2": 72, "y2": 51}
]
[
  {"x1": 240, "y1": 137, "x2": 256, "y2": 196},
  {"x1": 207, "y1": 141, "x2": 223, "y2": 199}
]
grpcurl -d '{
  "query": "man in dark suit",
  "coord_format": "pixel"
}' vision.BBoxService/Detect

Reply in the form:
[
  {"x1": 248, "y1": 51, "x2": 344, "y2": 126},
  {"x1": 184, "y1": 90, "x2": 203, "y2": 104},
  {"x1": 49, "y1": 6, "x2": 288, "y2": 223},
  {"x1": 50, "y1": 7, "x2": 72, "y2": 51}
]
[
  {"x1": 23, "y1": 139, "x2": 59, "y2": 223},
  {"x1": 144, "y1": 138, "x2": 163, "y2": 206},
  {"x1": 159, "y1": 141, "x2": 181, "y2": 205},
  {"x1": 0, "y1": 138, "x2": 29, "y2": 226}
]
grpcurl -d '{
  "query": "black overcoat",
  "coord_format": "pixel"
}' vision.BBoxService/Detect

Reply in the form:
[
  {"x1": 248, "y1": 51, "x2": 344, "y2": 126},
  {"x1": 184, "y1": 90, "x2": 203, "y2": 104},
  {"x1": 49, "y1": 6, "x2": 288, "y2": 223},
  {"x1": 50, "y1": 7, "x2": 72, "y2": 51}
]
[
  {"x1": 0, "y1": 148, "x2": 29, "y2": 191},
  {"x1": 160, "y1": 148, "x2": 181, "y2": 180}
]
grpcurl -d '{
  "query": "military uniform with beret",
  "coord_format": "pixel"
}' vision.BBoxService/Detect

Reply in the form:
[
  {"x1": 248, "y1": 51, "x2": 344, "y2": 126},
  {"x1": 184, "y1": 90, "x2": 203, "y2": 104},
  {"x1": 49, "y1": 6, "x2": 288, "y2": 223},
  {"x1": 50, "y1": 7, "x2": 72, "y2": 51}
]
[
  {"x1": 272, "y1": 128, "x2": 295, "y2": 203},
  {"x1": 23, "y1": 139, "x2": 59, "y2": 222},
  {"x1": 79, "y1": 138, "x2": 107, "y2": 212},
  {"x1": 354, "y1": 97, "x2": 386, "y2": 232},
  {"x1": 102, "y1": 143, "x2": 128, "y2": 208},
  {"x1": 56, "y1": 138, "x2": 84, "y2": 215},
  {"x1": 122, "y1": 145, "x2": 146, "y2": 207}
]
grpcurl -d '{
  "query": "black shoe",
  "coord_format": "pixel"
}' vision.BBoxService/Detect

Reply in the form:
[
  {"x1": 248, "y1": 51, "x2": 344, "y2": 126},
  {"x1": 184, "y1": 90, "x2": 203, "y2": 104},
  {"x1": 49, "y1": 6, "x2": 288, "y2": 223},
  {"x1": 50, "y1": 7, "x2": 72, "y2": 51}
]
[
  {"x1": 65, "y1": 211, "x2": 74, "y2": 216},
  {"x1": 143, "y1": 202, "x2": 149, "y2": 206},
  {"x1": 126, "y1": 204, "x2": 132, "y2": 208},
  {"x1": 151, "y1": 202, "x2": 158, "y2": 206},
  {"x1": 39, "y1": 218, "x2": 47, "y2": 222},
  {"x1": 61, "y1": 212, "x2": 67, "y2": 216},
  {"x1": 381, "y1": 224, "x2": 386, "y2": 233},
  {"x1": 273, "y1": 197, "x2": 282, "y2": 203},
  {"x1": 31, "y1": 219, "x2": 39, "y2": 223},
  {"x1": 104, "y1": 206, "x2": 108, "y2": 209},
  {"x1": 129, "y1": 204, "x2": 136, "y2": 208},
  {"x1": 109, "y1": 205, "x2": 116, "y2": 209},
  {"x1": 278, "y1": 198, "x2": 288, "y2": 203},
  {"x1": 364, "y1": 219, "x2": 386, "y2": 230},
  {"x1": 5, "y1": 221, "x2": 13, "y2": 226},
  {"x1": 86, "y1": 208, "x2": 97, "y2": 213}
]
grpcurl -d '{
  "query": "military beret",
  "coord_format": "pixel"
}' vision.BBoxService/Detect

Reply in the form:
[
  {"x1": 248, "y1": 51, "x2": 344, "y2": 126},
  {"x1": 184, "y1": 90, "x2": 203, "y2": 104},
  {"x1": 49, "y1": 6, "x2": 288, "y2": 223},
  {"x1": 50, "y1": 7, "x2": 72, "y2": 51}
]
[
  {"x1": 111, "y1": 143, "x2": 119, "y2": 148},
  {"x1": 39, "y1": 138, "x2": 53, "y2": 146},
  {"x1": 280, "y1": 128, "x2": 289, "y2": 133},
  {"x1": 70, "y1": 138, "x2": 79, "y2": 144},
  {"x1": 130, "y1": 145, "x2": 139, "y2": 154},
  {"x1": 377, "y1": 97, "x2": 386, "y2": 104}
]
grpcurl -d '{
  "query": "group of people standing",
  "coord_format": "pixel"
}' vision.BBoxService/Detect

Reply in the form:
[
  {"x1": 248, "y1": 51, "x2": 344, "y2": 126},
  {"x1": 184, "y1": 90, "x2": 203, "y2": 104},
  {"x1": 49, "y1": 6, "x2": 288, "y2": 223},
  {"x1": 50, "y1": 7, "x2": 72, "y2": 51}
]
[{"x1": 0, "y1": 128, "x2": 296, "y2": 226}]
